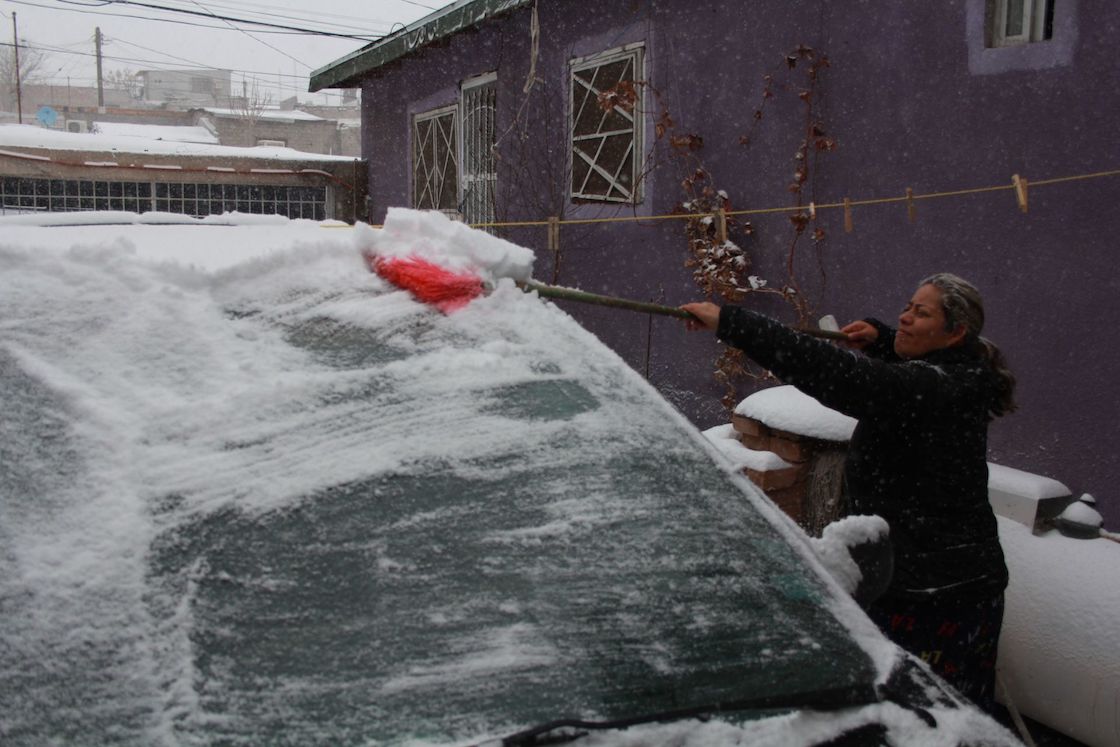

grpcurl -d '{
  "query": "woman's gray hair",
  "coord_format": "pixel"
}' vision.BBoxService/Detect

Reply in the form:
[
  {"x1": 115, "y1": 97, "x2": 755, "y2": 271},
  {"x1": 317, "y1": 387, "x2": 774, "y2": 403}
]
[{"x1": 920, "y1": 273, "x2": 1017, "y2": 417}]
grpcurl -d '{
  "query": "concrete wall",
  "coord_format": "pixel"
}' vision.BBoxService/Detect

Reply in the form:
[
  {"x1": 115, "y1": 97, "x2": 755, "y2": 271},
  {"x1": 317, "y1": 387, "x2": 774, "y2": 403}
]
[
  {"x1": 357, "y1": 0, "x2": 1120, "y2": 525},
  {"x1": 16, "y1": 84, "x2": 135, "y2": 112},
  {"x1": 140, "y1": 69, "x2": 232, "y2": 108},
  {"x1": 203, "y1": 113, "x2": 340, "y2": 154}
]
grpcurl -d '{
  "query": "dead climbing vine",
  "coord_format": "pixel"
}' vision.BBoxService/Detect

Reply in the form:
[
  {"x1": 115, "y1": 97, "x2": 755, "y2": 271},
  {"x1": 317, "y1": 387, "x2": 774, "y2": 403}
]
[{"x1": 600, "y1": 44, "x2": 836, "y2": 407}]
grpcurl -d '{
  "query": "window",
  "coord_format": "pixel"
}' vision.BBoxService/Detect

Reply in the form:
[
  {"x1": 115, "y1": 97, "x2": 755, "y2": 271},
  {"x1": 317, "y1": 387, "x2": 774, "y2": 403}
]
[
  {"x1": 412, "y1": 105, "x2": 459, "y2": 214},
  {"x1": 0, "y1": 176, "x2": 327, "y2": 220},
  {"x1": 459, "y1": 74, "x2": 497, "y2": 229},
  {"x1": 410, "y1": 75, "x2": 498, "y2": 226},
  {"x1": 988, "y1": 0, "x2": 1054, "y2": 47},
  {"x1": 570, "y1": 44, "x2": 644, "y2": 204}
]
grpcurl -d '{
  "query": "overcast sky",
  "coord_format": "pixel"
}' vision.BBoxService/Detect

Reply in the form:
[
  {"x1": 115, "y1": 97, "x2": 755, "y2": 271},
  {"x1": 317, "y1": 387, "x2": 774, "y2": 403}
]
[{"x1": 0, "y1": 0, "x2": 445, "y2": 105}]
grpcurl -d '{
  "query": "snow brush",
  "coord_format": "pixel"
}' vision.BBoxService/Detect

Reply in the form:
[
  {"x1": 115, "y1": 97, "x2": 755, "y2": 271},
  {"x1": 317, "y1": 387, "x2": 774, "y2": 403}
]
[{"x1": 367, "y1": 254, "x2": 849, "y2": 341}]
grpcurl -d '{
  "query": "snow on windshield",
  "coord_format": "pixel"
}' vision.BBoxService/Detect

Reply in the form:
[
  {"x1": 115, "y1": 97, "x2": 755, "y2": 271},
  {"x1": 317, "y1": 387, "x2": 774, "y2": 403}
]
[{"x1": 0, "y1": 210, "x2": 1012, "y2": 746}]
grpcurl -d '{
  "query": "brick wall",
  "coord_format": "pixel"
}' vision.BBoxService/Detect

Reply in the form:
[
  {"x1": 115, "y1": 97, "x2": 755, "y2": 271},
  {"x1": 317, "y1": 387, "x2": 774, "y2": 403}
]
[{"x1": 730, "y1": 412, "x2": 848, "y2": 531}]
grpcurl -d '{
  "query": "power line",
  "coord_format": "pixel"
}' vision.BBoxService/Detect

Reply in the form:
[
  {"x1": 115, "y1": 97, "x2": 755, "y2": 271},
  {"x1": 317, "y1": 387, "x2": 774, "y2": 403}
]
[
  {"x1": 60, "y1": 0, "x2": 381, "y2": 40},
  {"x1": 5, "y1": 37, "x2": 317, "y2": 83},
  {"x1": 3, "y1": 1, "x2": 416, "y2": 99},
  {"x1": 148, "y1": 0, "x2": 409, "y2": 34},
  {"x1": 174, "y1": 0, "x2": 303, "y2": 69},
  {"x1": 2, "y1": 42, "x2": 336, "y2": 99},
  {"x1": 4, "y1": 0, "x2": 343, "y2": 35},
  {"x1": 5, "y1": 0, "x2": 393, "y2": 39},
  {"x1": 110, "y1": 35, "x2": 294, "y2": 77}
]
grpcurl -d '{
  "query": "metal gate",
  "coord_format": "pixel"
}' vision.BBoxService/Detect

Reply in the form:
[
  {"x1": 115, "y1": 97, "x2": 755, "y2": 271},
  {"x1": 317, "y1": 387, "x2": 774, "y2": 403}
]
[{"x1": 460, "y1": 75, "x2": 497, "y2": 230}]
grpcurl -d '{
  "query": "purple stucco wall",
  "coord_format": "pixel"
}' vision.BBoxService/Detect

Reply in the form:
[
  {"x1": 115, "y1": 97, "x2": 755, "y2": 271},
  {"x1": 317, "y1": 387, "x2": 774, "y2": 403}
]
[{"x1": 359, "y1": 0, "x2": 1120, "y2": 525}]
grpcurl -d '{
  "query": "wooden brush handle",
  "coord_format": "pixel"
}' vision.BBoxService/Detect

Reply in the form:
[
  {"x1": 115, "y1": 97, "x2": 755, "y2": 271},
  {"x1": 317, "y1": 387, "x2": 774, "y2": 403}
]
[{"x1": 519, "y1": 280, "x2": 849, "y2": 341}]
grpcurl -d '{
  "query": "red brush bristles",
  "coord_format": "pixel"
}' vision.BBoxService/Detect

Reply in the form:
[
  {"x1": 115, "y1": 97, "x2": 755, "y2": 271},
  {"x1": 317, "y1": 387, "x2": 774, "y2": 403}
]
[{"x1": 367, "y1": 254, "x2": 485, "y2": 313}]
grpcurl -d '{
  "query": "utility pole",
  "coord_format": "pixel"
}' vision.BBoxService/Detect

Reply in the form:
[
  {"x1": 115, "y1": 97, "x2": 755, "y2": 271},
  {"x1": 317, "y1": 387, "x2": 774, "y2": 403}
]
[
  {"x1": 12, "y1": 12, "x2": 22, "y2": 123},
  {"x1": 95, "y1": 26, "x2": 104, "y2": 108}
]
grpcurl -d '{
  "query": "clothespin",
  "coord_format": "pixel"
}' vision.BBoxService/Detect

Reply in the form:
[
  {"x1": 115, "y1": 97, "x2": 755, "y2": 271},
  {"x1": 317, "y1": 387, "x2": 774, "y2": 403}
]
[
  {"x1": 1012, "y1": 174, "x2": 1028, "y2": 213},
  {"x1": 547, "y1": 215, "x2": 560, "y2": 253},
  {"x1": 716, "y1": 208, "x2": 728, "y2": 244},
  {"x1": 906, "y1": 187, "x2": 916, "y2": 223},
  {"x1": 809, "y1": 201, "x2": 817, "y2": 220},
  {"x1": 843, "y1": 198, "x2": 853, "y2": 233}
]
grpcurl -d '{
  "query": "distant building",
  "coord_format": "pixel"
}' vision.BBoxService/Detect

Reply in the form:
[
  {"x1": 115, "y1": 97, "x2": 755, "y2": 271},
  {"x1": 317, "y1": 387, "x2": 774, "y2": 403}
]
[
  {"x1": 191, "y1": 107, "x2": 341, "y2": 155},
  {"x1": 138, "y1": 69, "x2": 233, "y2": 108},
  {"x1": 91, "y1": 121, "x2": 218, "y2": 145},
  {"x1": 16, "y1": 83, "x2": 135, "y2": 115},
  {"x1": 12, "y1": 77, "x2": 361, "y2": 158},
  {"x1": 0, "y1": 124, "x2": 367, "y2": 222}
]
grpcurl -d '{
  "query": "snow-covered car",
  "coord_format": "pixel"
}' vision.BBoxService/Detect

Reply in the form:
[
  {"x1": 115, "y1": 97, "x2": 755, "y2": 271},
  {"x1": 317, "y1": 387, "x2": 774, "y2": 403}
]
[{"x1": 0, "y1": 210, "x2": 1020, "y2": 746}]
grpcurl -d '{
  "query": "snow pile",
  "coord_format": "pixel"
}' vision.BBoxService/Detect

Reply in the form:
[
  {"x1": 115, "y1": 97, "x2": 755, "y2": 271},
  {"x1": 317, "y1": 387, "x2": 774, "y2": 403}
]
[
  {"x1": 807, "y1": 516, "x2": 890, "y2": 597},
  {"x1": 91, "y1": 122, "x2": 219, "y2": 144},
  {"x1": 702, "y1": 423, "x2": 792, "y2": 472},
  {"x1": 202, "y1": 106, "x2": 325, "y2": 122},
  {"x1": 0, "y1": 210, "x2": 297, "y2": 228},
  {"x1": 0, "y1": 213, "x2": 340, "y2": 270},
  {"x1": 997, "y1": 517, "x2": 1120, "y2": 747},
  {"x1": 358, "y1": 207, "x2": 536, "y2": 285},
  {"x1": 736, "y1": 385, "x2": 857, "y2": 442},
  {"x1": 1057, "y1": 500, "x2": 1102, "y2": 527}
]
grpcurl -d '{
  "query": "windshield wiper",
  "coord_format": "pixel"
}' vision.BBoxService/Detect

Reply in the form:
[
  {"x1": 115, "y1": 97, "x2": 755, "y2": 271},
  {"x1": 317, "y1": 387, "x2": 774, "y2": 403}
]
[
  {"x1": 498, "y1": 682, "x2": 882, "y2": 746},
  {"x1": 496, "y1": 655, "x2": 948, "y2": 747}
]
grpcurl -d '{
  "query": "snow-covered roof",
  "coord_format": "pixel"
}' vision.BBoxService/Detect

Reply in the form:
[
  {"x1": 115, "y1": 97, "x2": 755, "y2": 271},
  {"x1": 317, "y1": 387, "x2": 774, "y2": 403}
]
[
  {"x1": 91, "y1": 122, "x2": 218, "y2": 145},
  {"x1": 199, "y1": 106, "x2": 325, "y2": 122},
  {"x1": 311, "y1": 0, "x2": 532, "y2": 90},
  {"x1": 0, "y1": 123, "x2": 357, "y2": 162}
]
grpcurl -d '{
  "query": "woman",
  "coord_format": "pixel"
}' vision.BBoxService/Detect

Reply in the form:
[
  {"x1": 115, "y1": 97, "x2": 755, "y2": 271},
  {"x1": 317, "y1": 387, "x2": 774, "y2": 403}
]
[{"x1": 682, "y1": 273, "x2": 1016, "y2": 713}]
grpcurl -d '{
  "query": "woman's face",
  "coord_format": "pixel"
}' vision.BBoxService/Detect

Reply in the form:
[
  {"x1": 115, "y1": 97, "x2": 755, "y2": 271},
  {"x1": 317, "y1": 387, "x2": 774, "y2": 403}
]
[{"x1": 894, "y1": 284, "x2": 967, "y2": 359}]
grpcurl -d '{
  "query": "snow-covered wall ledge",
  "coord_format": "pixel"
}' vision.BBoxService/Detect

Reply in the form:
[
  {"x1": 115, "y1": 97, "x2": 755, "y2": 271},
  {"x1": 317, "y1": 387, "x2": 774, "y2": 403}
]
[
  {"x1": 734, "y1": 385, "x2": 858, "y2": 443},
  {"x1": 703, "y1": 386, "x2": 856, "y2": 533}
]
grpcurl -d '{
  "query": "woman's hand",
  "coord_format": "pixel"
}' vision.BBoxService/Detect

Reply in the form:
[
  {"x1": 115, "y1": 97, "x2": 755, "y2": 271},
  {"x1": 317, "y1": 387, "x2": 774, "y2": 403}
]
[
  {"x1": 680, "y1": 302, "x2": 720, "y2": 332},
  {"x1": 840, "y1": 320, "x2": 879, "y2": 350}
]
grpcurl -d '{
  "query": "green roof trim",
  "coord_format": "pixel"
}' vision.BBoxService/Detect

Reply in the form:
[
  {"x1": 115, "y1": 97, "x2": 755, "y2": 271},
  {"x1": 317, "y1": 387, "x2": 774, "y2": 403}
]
[{"x1": 309, "y1": 0, "x2": 533, "y2": 91}]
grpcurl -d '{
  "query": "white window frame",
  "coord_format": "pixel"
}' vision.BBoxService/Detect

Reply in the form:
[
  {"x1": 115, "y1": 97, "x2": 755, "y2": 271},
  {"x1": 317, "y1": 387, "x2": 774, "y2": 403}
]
[
  {"x1": 569, "y1": 43, "x2": 645, "y2": 205},
  {"x1": 412, "y1": 104, "x2": 460, "y2": 215},
  {"x1": 458, "y1": 72, "x2": 498, "y2": 228},
  {"x1": 990, "y1": 0, "x2": 1052, "y2": 47}
]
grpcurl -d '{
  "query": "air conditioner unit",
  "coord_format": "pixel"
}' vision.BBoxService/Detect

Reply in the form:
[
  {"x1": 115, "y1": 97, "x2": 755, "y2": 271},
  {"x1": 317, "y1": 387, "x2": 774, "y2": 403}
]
[{"x1": 66, "y1": 120, "x2": 89, "y2": 133}]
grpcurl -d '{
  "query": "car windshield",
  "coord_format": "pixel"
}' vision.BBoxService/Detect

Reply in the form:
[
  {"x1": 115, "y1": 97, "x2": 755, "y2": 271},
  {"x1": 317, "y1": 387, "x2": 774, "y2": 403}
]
[{"x1": 1, "y1": 214, "x2": 894, "y2": 745}]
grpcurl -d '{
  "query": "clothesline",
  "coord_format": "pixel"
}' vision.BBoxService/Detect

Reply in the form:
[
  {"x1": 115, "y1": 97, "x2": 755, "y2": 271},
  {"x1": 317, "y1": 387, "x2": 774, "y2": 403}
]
[{"x1": 376, "y1": 167, "x2": 1120, "y2": 232}]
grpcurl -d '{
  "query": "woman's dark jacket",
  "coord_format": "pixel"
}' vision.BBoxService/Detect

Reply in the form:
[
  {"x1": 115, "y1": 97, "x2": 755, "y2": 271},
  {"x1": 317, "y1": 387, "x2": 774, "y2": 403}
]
[{"x1": 717, "y1": 307, "x2": 1008, "y2": 602}]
